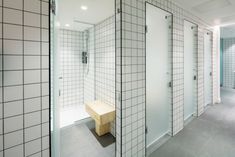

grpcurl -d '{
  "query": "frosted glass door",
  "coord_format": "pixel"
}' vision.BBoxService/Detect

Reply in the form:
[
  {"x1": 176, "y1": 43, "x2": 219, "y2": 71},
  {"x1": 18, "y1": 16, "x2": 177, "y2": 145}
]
[
  {"x1": 204, "y1": 32, "x2": 212, "y2": 106},
  {"x1": 184, "y1": 21, "x2": 196, "y2": 121},
  {"x1": 146, "y1": 3, "x2": 171, "y2": 147}
]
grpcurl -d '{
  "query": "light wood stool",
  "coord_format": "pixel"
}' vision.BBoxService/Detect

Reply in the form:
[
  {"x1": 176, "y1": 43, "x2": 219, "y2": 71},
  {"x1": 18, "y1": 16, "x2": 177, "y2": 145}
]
[{"x1": 85, "y1": 101, "x2": 115, "y2": 136}]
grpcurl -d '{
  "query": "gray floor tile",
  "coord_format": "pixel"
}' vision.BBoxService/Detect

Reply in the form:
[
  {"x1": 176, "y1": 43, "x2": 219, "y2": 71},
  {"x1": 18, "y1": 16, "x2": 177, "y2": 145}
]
[
  {"x1": 150, "y1": 89, "x2": 235, "y2": 157},
  {"x1": 60, "y1": 122, "x2": 115, "y2": 157}
]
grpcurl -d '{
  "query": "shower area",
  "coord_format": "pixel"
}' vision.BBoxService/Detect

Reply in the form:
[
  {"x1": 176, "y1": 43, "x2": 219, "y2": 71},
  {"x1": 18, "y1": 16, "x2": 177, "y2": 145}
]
[
  {"x1": 59, "y1": 20, "x2": 115, "y2": 127},
  {"x1": 51, "y1": 0, "x2": 116, "y2": 157},
  {"x1": 59, "y1": 25, "x2": 97, "y2": 127}
]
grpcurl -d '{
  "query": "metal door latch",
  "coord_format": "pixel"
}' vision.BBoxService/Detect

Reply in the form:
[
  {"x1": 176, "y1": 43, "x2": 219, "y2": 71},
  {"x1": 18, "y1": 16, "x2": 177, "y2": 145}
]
[{"x1": 168, "y1": 81, "x2": 172, "y2": 88}]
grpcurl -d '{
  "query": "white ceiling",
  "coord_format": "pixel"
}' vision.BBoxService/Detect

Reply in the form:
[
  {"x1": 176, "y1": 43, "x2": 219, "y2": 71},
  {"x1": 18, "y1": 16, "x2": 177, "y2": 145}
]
[
  {"x1": 57, "y1": 0, "x2": 114, "y2": 31},
  {"x1": 170, "y1": 0, "x2": 235, "y2": 26},
  {"x1": 221, "y1": 25, "x2": 235, "y2": 38}
]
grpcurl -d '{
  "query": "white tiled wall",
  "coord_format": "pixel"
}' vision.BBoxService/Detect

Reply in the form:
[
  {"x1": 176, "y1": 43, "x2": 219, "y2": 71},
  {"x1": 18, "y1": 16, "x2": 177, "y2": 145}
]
[
  {"x1": 0, "y1": 0, "x2": 50, "y2": 156},
  {"x1": 95, "y1": 16, "x2": 116, "y2": 135},
  {"x1": 221, "y1": 38, "x2": 235, "y2": 89},
  {"x1": 84, "y1": 28, "x2": 95, "y2": 104},
  {"x1": 115, "y1": 0, "x2": 218, "y2": 156},
  {"x1": 95, "y1": 16, "x2": 115, "y2": 106},
  {"x1": 59, "y1": 29, "x2": 84, "y2": 109}
]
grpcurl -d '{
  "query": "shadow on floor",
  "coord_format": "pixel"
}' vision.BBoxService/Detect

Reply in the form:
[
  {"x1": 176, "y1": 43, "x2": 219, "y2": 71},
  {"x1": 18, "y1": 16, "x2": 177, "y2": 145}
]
[{"x1": 149, "y1": 88, "x2": 235, "y2": 157}]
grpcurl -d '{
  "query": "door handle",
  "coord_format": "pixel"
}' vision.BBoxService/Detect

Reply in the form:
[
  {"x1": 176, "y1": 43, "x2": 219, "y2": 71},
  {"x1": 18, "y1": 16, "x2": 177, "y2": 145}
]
[{"x1": 168, "y1": 81, "x2": 172, "y2": 88}]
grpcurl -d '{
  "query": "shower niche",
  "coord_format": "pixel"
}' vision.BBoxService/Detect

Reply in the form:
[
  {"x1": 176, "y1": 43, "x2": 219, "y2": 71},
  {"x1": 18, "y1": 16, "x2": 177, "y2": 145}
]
[
  {"x1": 59, "y1": 23, "x2": 96, "y2": 128},
  {"x1": 51, "y1": 0, "x2": 116, "y2": 157}
]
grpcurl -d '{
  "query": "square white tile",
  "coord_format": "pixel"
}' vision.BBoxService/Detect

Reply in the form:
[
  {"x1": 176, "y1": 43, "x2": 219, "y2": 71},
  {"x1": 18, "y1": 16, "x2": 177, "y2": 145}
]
[
  {"x1": 4, "y1": 115, "x2": 23, "y2": 133},
  {"x1": 24, "y1": 84, "x2": 41, "y2": 98},
  {"x1": 25, "y1": 139, "x2": 41, "y2": 156},
  {"x1": 42, "y1": 136, "x2": 49, "y2": 149},
  {"x1": 42, "y1": 42, "x2": 49, "y2": 55},
  {"x1": 4, "y1": 145, "x2": 23, "y2": 157},
  {"x1": 42, "y1": 83, "x2": 49, "y2": 96},
  {"x1": 24, "y1": 56, "x2": 40, "y2": 70},
  {"x1": 24, "y1": 0, "x2": 40, "y2": 13},
  {"x1": 4, "y1": 130, "x2": 23, "y2": 148},
  {"x1": 42, "y1": 2, "x2": 49, "y2": 15},
  {"x1": 3, "y1": 8, "x2": 22, "y2": 25},
  {"x1": 24, "y1": 97, "x2": 41, "y2": 113},
  {"x1": 3, "y1": 56, "x2": 23, "y2": 70},
  {"x1": 42, "y1": 122, "x2": 49, "y2": 136},
  {"x1": 3, "y1": 40, "x2": 23, "y2": 55},
  {"x1": 3, "y1": 24, "x2": 22, "y2": 40},
  {"x1": 4, "y1": 86, "x2": 23, "y2": 102},
  {"x1": 42, "y1": 96, "x2": 49, "y2": 109},
  {"x1": 42, "y1": 15, "x2": 49, "y2": 28},
  {"x1": 3, "y1": 0, "x2": 23, "y2": 10},
  {"x1": 4, "y1": 71, "x2": 23, "y2": 86},
  {"x1": 24, "y1": 111, "x2": 41, "y2": 127},
  {"x1": 24, "y1": 27, "x2": 40, "y2": 41},
  {"x1": 24, "y1": 12, "x2": 40, "y2": 27},
  {"x1": 42, "y1": 56, "x2": 49, "y2": 69},
  {"x1": 24, "y1": 41, "x2": 40, "y2": 55},
  {"x1": 25, "y1": 125, "x2": 41, "y2": 142},
  {"x1": 42, "y1": 70, "x2": 49, "y2": 82},
  {"x1": 4, "y1": 100, "x2": 23, "y2": 118},
  {"x1": 42, "y1": 109, "x2": 49, "y2": 123},
  {"x1": 24, "y1": 70, "x2": 40, "y2": 84}
]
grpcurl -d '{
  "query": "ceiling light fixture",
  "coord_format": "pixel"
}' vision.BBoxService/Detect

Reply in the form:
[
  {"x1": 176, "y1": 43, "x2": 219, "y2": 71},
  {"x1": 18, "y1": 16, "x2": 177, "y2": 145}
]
[
  {"x1": 65, "y1": 24, "x2": 70, "y2": 27},
  {"x1": 81, "y1": 5, "x2": 88, "y2": 10}
]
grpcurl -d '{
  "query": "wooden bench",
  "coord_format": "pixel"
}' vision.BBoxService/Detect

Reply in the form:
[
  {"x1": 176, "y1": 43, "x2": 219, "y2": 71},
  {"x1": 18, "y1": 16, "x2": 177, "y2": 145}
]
[{"x1": 85, "y1": 100, "x2": 115, "y2": 136}]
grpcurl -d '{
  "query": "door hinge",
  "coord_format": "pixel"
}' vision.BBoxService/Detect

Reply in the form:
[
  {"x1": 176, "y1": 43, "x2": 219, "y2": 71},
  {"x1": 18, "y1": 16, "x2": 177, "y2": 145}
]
[
  {"x1": 117, "y1": 8, "x2": 121, "y2": 14},
  {"x1": 210, "y1": 72, "x2": 212, "y2": 76},
  {"x1": 194, "y1": 75, "x2": 197, "y2": 80},
  {"x1": 51, "y1": 0, "x2": 56, "y2": 15},
  {"x1": 145, "y1": 25, "x2": 148, "y2": 34},
  {"x1": 145, "y1": 126, "x2": 148, "y2": 134},
  {"x1": 59, "y1": 89, "x2": 61, "y2": 96}
]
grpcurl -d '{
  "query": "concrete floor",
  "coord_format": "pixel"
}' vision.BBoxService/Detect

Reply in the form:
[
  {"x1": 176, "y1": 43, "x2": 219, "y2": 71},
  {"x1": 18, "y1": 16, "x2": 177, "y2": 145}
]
[{"x1": 150, "y1": 88, "x2": 235, "y2": 157}]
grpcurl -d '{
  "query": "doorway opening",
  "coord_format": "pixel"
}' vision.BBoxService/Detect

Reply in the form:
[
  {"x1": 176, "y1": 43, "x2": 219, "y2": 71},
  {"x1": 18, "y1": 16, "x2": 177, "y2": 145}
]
[{"x1": 50, "y1": 0, "x2": 116, "y2": 157}]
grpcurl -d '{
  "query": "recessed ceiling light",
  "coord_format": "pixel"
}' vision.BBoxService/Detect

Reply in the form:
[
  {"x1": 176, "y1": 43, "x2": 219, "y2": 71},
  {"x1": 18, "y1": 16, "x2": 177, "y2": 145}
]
[
  {"x1": 65, "y1": 24, "x2": 70, "y2": 27},
  {"x1": 81, "y1": 5, "x2": 88, "y2": 10}
]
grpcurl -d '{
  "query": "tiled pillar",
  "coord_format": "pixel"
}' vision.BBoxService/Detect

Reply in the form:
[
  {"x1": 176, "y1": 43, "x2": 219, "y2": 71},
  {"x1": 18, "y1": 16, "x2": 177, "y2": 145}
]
[{"x1": 1, "y1": 0, "x2": 50, "y2": 156}]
